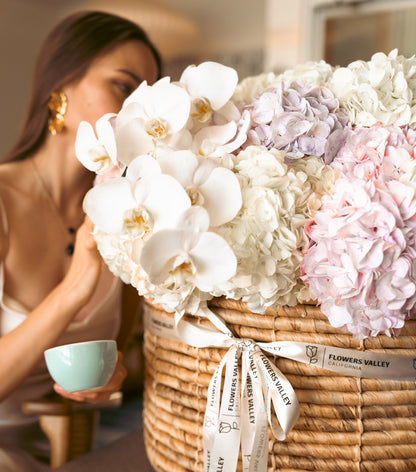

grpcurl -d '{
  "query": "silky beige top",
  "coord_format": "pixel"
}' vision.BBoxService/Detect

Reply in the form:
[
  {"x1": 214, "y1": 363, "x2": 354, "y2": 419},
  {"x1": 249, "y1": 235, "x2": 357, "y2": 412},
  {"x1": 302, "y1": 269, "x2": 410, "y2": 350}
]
[{"x1": 0, "y1": 264, "x2": 122, "y2": 428}]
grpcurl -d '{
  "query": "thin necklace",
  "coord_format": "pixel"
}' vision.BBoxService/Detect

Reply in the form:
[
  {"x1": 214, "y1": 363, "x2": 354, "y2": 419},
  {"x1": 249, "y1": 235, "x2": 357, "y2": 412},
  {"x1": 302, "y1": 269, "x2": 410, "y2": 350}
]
[{"x1": 30, "y1": 158, "x2": 76, "y2": 256}]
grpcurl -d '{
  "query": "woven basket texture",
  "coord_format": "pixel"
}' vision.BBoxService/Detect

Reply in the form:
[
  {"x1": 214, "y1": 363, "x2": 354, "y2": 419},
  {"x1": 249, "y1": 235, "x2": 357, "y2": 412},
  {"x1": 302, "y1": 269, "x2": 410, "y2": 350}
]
[{"x1": 142, "y1": 297, "x2": 416, "y2": 472}]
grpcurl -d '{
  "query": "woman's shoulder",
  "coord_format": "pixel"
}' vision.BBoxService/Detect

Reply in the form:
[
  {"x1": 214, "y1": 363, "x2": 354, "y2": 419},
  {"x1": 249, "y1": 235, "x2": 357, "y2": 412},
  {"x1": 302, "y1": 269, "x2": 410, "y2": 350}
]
[
  {"x1": 0, "y1": 160, "x2": 28, "y2": 260},
  {"x1": 0, "y1": 160, "x2": 31, "y2": 202},
  {"x1": 0, "y1": 160, "x2": 26, "y2": 184}
]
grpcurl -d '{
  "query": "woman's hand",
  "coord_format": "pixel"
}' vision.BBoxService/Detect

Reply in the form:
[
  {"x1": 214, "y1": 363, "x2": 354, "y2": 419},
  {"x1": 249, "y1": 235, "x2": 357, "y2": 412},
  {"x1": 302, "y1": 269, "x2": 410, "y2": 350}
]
[
  {"x1": 62, "y1": 216, "x2": 103, "y2": 306},
  {"x1": 53, "y1": 351, "x2": 127, "y2": 403}
]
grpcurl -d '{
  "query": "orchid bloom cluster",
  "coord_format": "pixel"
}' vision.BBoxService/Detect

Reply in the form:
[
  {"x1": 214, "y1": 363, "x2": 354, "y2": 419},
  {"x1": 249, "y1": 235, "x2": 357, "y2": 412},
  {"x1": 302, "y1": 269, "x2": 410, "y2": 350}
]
[
  {"x1": 76, "y1": 62, "x2": 248, "y2": 315},
  {"x1": 76, "y1": 50, "x2": 416, "y2": 338}
]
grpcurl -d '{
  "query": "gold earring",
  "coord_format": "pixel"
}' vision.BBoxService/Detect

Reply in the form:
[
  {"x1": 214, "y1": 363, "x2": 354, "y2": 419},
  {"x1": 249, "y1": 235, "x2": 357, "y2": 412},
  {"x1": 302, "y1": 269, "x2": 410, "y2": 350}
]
[{"x1": 48, "y1": 92, "x2": 68, "y2": 135}]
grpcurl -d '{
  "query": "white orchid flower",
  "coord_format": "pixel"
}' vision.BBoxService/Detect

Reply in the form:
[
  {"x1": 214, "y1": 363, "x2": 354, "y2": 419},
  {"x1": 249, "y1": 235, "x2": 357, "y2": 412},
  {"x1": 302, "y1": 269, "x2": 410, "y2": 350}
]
[
  {"x1": 83, "y1": 155, "x2": 191, "y2": 235},
  {"x1": 157, "y1": 150, "x2": 242, "y2": 226},
  {"x1": 139, "y1": 206, "x2": 237, "y2": 292},
  {"x1": 180, "y1": 62, "x2": 238, "y2": 124},
  {"x1": 114, "y1": 78, "x2": 191, "y2": 164},
  {"x1": 192, "y1": 110, "x2": 251, "y2": 157},
  {"x1": 75, "y1": 113, "x2": 118, "y2": 174}
]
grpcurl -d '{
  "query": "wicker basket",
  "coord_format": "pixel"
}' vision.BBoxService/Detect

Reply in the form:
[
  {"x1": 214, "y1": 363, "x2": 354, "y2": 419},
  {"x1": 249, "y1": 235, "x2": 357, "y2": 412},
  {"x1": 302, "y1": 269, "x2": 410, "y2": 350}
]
[{"x1": 142, "y1": 296, "x2": 416, "y2": 472}]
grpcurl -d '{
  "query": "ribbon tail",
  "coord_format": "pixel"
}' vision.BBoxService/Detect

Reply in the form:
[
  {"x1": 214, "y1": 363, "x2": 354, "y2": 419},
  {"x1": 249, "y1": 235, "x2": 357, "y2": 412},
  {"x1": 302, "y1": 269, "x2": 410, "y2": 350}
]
[
  {"x1": 241, "y1": 351, "x2": 269, "y2": 472},
  {"x1": 210, "y1": 345, "x2": 241, "y2": 472},
  {"x1": 203, "y1": 348, "x2": 230, "y2": 471},
  {"x1": 254, "y1": 350, "x2": 299, "y2": 441}
]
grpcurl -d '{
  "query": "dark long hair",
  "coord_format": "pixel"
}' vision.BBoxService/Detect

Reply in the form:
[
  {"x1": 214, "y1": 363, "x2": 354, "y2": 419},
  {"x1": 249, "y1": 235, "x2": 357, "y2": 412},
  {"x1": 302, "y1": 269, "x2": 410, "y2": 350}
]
[{"x1": 4, "y1": 10, "x2": 161, "y2": 162}]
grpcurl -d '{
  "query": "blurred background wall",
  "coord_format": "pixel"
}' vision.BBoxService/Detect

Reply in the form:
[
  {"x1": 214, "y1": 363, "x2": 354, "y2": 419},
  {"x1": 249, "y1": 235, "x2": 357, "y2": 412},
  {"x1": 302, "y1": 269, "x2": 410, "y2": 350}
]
[{"x1": 2, "y1": 0, "x2": 416, "y2": 158}]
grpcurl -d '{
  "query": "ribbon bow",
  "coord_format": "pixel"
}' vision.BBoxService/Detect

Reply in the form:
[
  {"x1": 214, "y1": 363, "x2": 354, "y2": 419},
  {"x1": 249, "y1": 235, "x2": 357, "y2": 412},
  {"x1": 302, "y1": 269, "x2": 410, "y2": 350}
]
[{"x1": 203, "y1": 338, "x2": 299, "y2": 472}]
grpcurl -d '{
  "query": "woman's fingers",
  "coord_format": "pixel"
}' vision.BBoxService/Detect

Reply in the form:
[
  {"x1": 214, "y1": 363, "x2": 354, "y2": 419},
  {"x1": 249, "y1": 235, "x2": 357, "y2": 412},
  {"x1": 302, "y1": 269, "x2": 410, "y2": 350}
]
[
  {"x1": 53, "y1": 351, "x2": 127, "y2": 403},
  {"x1": 62, "y1": 217, "x2": 104, "y2": 305}
]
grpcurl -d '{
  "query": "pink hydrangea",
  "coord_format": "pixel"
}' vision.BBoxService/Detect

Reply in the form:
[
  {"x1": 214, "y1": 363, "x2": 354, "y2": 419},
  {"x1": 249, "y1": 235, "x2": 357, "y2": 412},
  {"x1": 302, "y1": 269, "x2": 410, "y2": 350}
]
[
  {"x1": 302, "y1": 176, "x2": 416, "y2": 339},
  {"x1": 330, "y1": 125, "x2": 416, "y2": 181}
]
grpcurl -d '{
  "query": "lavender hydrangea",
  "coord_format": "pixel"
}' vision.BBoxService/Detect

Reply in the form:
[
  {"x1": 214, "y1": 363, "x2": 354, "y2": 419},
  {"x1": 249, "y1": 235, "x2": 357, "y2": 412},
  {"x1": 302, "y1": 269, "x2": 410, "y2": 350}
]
[{"x1": 245, "y1": 81, "x2": 348, "y2": 160}]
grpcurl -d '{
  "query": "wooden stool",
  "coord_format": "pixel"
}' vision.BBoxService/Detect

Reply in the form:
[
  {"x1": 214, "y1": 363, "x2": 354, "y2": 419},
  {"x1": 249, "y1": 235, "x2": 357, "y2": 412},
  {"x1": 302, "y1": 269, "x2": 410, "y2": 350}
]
[{"x1": 22, "y1": 391, "x2": 122, "y2": 468}]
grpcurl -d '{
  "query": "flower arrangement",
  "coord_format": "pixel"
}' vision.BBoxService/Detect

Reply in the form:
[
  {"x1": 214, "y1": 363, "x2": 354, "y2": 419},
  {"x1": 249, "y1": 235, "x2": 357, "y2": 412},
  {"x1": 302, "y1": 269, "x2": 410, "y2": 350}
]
[{"x1": 76, "y1": 49, "x2": 416, "y2": 340}]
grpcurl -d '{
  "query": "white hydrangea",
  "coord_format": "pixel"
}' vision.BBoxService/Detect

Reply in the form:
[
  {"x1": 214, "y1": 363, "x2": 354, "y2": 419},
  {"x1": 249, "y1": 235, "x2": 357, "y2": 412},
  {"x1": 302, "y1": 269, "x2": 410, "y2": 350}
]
[
  {"x1": 232, "y1": 72, "x2": 279, "y2": 107},
  {"x1": 94, "y1": 230, "x2": 136, "y2": 285},
  {"x1": 275, "y1": 60, "x2": 334, "y2": 87},
  {"x1": 212, "y1": 146, "x2": 338, "y2": 312},
  {"x1": 328, "y1": 49, "x2": 416, "y2": 127}
]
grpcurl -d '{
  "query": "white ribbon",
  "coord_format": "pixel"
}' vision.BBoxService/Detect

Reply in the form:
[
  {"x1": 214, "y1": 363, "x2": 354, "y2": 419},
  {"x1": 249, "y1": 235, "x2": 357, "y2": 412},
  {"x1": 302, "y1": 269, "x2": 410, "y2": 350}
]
[{"x1": 144, "y1": 302, "x2": 416, "y2": 472}]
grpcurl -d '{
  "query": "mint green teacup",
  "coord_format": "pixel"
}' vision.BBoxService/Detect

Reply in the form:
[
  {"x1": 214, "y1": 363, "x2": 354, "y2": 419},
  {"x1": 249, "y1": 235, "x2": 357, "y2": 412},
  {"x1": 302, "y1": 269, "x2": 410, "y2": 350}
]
[{"x1": 44, "y1": 340, "x2": 117, "y2": 393}]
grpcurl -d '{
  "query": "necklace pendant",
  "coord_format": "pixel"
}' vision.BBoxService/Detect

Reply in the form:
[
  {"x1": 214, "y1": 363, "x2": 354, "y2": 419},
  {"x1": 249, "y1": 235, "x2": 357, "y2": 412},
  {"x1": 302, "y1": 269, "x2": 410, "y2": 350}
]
[{"x1": 66, "y1": 243, "x2": 74, "y2": 256}]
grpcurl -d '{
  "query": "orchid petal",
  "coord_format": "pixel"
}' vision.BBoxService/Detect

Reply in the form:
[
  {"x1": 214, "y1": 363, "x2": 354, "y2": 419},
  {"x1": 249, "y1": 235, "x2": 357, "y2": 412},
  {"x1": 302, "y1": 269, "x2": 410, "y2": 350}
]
[
  {"x1": 75, "y1": 117, "x2": 118, "y2": 174},
  {"x1": 95, "y1": 113, "x2": 117, "y2": 162},
  {"x1": 116, "y1": 102, "x2": 146, "y2": 128},
  {"x1": 158, "y1": 128, "x2": 193, "y2": 153},
  {"x1": 180, "y1": 62, "x2": 238, "y2": 110},
  {"x1": 192, "y1": 158, "x2": 218, "y2": 186},
  {"x1": 144, "y1": 175, "x2": 191, "y2": 231},
  {"x1": 139, "y1": 229, "x2": 184, "y2": 284},
  {"x1": 143, "y1": 81, "x2": 191, "y2": 133},
  {"x1": 83, "y1": 178, "x2": 136, "y2": 233},
  {"x1": 192, "y1": 121, "x2": 237, "y2": 156},
  {"x1": 115, "y1": 118, "x2": 154, "y2": 165},
  {"x1": 210, "y1": 110, "x2": 251, "y2": 156},
  {"x1": 191, "y1": 232, "x2": 237, "y2": 289},
  {"x1": 199, "y1": 167, "x2": 242, "y2": 226},
  {"x1": 157, "y1": 150, "x2": 198, "y2": 187},
  {"x1": 75, "y1": 121, "x2": 100, "y2": 171},
  {"x1": 215, "y1": 101, "x2": 241, "y2": 123},
  {"x1": 178, "y1": 206, "x2": 210, "y2": 235},
  {"x1": 121, "y1": 80, "x2": 148, "y2": 109},
  {"x1": 126, "y1": 155, "x2": 162, "y2": 182}
]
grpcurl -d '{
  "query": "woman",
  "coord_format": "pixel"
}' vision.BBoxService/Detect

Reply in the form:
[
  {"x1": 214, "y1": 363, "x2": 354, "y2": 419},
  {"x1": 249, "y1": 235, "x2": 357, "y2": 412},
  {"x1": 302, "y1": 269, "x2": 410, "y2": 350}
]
[{"x1": 0, "y1": 10, "x2": 160, "y2": 471}]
